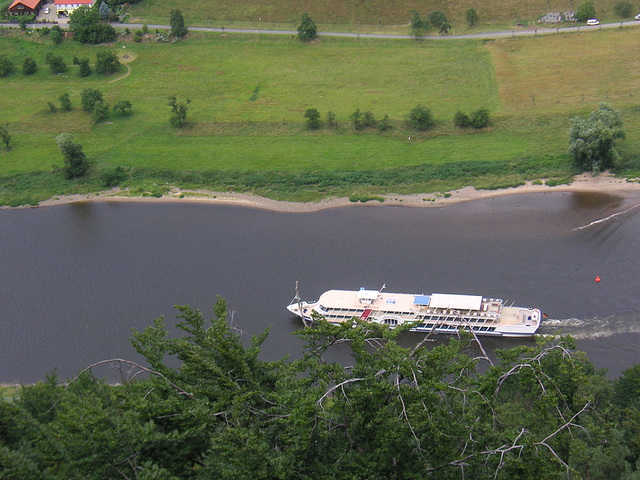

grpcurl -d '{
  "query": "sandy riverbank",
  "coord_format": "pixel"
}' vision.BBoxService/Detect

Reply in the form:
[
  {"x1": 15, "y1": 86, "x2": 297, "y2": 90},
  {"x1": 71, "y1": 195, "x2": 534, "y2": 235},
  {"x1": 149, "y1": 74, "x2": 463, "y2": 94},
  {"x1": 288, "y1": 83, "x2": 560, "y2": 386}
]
[{"x1": 27, "y1": 172, "x2": 640, "y2": 213}]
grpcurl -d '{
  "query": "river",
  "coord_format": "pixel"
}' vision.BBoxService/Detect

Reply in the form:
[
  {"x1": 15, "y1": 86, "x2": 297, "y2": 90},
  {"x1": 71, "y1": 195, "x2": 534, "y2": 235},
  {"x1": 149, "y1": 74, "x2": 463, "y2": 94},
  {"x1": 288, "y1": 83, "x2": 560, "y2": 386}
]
[{"x1": 1, "y1": 191, "x2": 639, "y2": 384}]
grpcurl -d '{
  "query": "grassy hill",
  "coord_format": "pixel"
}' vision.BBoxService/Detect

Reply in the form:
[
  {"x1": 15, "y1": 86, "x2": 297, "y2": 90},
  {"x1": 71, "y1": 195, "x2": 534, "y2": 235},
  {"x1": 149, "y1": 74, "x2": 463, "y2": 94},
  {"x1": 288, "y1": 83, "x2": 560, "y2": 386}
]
[
  {"x1": 126, "y1": 0, "x2": 637, "y2": 32},
  {"x1": 1, "y1": 26, "x2": 639, "y2": 205}
]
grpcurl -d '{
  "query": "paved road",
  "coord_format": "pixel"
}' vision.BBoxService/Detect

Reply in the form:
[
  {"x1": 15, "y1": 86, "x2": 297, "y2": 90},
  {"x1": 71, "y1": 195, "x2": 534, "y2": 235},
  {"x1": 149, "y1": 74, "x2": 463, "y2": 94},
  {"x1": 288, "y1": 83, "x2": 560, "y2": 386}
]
[{"x1": 2, "y1": 19, "x2": 640, "y2": 40}]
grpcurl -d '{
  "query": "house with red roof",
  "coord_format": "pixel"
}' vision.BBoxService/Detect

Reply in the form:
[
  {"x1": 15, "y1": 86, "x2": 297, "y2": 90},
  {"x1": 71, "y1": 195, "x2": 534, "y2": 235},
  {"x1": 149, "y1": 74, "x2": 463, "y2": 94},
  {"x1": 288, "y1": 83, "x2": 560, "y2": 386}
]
[
  {"x1": 54, "y1": 0, "x2": 93, "y2": 16},
  {"x1": 8, "y1": 0, "x2": 43, "y2": 15}
]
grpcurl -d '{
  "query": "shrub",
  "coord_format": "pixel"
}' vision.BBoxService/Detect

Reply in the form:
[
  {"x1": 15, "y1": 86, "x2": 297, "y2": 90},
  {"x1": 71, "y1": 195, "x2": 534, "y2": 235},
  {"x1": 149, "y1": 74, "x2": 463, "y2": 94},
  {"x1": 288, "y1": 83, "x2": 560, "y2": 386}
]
[
  {"x1": 453, "y1": 111, "x2": 471, "y2": 127},
  {"x1": 614, "y1": 1, "x2": 632, "y2": 18},
  {"x1": 470, "y1": 108, "x2": 490, "y2": 128},
  {"x1": 50, "y1": 25, "x2": 63, "y2": 44},
  {"x1": 22, "y1": 57, "x2": 37, "y2": 75},
  {"x1": 350, "y1": 109, "x2": 364, "y2": 130},
  {"x1": 303, "y1": 108, "x2": 321, "y2": 130},
  {"x1": 466, "y1": 8, "x2": 479, "y2": 26},
  {"x1": 0, "y1": 55, "x2": 14, "y2": 77},
  {"x1": 78, "y1": 58, "x2": 91, "y2": 77},
  {"x1": 59, "y1": 92, "x2": 71, "y2": 111},
  {"x1": 575, "y1": 1, "x2": 596, "y2": 21},
  {"x1": 327, "y1": 111, "x2": 338, "y2": 129},
  {"x1": 407, "y1": 104, "x2": 433, "y2": 131},
  {"x1": 95, "y1": 52, "x2": 120, "y2": 75},
  {"x1": 362, "y1": 111, "x2": 377, "y2": 128},
  {"x1": 378, "y1": 114, "x2": 392, "y2": 132},
  {"x1": 80, "y1": 88, "x2": 103, "y2": 112},
  {"x1": 47, "y1": 55, "x2": 67, "y2": 74}
]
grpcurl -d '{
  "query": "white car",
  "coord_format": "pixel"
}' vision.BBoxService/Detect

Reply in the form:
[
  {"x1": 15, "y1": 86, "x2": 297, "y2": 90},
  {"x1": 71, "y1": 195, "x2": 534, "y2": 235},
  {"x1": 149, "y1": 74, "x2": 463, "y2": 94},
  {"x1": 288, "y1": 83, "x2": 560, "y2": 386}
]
[
  {"x1": 635, "y1": 13, "x2": 640, "y2": 20},
  {"x1": 44, "y1": 7, "x2": 49, "y2": 13},
  {"x1": 586, "y1": 18, "x2": 600, "y2": 25}
]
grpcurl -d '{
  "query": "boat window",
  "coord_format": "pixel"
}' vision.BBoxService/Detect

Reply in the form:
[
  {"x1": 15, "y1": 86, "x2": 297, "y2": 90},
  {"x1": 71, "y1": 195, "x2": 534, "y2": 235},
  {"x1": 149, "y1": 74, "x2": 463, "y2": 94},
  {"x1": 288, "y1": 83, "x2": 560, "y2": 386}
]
[{"x1": 386, "y1": 298, "x2": 397, "y2": 305}]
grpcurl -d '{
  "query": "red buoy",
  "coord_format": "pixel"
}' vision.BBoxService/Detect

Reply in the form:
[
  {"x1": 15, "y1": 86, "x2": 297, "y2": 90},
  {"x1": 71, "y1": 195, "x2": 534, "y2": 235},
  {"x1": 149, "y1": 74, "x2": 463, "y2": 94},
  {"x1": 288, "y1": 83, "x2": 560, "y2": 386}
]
[{"x1": 595, "y1": 276, "x2": 601, "y2": 282}]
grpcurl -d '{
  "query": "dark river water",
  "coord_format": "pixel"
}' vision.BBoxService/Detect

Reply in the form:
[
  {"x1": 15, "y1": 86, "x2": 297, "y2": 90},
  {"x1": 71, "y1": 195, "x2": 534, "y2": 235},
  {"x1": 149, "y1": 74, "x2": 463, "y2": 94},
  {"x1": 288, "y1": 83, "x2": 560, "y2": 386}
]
[{"x1": 2, "y1": 191, "x2": 640, "y2": 384}]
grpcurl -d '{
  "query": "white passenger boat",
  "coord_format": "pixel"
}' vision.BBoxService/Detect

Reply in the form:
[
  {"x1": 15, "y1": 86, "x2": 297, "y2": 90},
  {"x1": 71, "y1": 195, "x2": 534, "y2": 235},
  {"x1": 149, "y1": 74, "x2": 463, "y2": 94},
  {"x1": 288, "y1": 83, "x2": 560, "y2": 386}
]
[{"x1": 287, "y1": 287, "x2": 542, "y2": 337}]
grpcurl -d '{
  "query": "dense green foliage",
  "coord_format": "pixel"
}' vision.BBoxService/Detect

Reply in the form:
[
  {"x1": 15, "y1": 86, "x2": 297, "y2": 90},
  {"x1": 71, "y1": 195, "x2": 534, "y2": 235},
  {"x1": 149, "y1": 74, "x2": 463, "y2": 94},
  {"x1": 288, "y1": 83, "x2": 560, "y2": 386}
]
[
  {"x1": 303, "y1": 108, "x2": 321, "y2": 130},
  {"x1": 22, "y1": 56, "x2": 37, "y2": 75},
  {"x1": 297, "y1": 13, "x2": 317, "y2": 42},
  {"x1": 466, "y1": 8, "x2": 479, "y2": 26},
  {"x1": 56, "y1": 133, "x2": 89, "y2": 179},
  {"x1": 568, "y1": 103, "x2": 625, "y2": 172},
  {"x1": 614, "y1": 1, "x2": 633, "y2": 18},
  {"x1": 0, "y1": 54, "x2": 14, "y2": 77},
  {"x1": 69, "y1": 6, "x2": 117, "y2": 44},
  {"x1": 170, "y1": 9, "x2": 188, "y2": 38},
  {"x1": 95, "y1": 52, "x2": 120, "y2": 75},
  {"x1": 576, "y1": 0, "x2": 597, "y2": 21},
  {"x1": 2, "y1": 300, "x2": 640, "y2": 478},
  {"x1": 407, "y1": 104, "x2": 434, "y2": 131}
]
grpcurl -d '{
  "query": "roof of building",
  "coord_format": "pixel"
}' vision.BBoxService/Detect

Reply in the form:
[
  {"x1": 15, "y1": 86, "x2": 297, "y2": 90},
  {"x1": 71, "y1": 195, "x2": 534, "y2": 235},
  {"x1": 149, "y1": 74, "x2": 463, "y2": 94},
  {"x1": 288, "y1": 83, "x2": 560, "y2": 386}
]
[{"x1": 9, "y1": 0, "x2": 41, "y2": 10}]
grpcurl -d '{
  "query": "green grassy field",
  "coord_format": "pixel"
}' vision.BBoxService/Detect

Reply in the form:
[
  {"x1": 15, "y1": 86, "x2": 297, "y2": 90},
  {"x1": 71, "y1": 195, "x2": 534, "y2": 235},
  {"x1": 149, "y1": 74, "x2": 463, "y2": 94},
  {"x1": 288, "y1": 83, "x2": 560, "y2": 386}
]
[
  {"x1": 125, "y1": 0, "x2": 637, "y2": 32},
  {"x1": 1, "y1": 27, "x2": 639, "y2": 205}
]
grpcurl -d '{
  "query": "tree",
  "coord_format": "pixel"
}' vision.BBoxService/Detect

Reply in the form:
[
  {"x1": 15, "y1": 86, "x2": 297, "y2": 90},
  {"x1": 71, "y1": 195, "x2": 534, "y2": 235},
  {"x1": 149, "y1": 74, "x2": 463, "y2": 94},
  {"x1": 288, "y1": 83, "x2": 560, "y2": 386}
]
[
  {"x1": 22, "y1": 57, "x2": 37, "y2": 75},
  {"x1": 407, "y1": 103, "x2": 434, "y2": 130},
  {"x1": 168, "y1": 96, "x2": 190, "y2": 127},
  {"x1": 59, "y1": 92, "x2": 72, "y2": 111},
  {"x1": 303, "y1": 108, "x2": 321, "y2": 130},
  {"x1": 466, "y1": 7, "x2": 479, "y2": 26},
  {"x1": 0, "y1": 125, "x2": 10, "y2": 149},
  {"x1": 69, "y1": 6, "x2": 116, "y2": 44},
  {"x1": 454, "y1": 110, "x2": 471, "y2": 127},
  {"x1": 409, "y1": 10, "x2": 428, "y2": 37},
  {"x1": 378, "y1": 114, "x2": 392, "y2": 132},
  {"x1": 112, "y1": 100, "x2": 133, "y2": 116},
  {"x1": 169, "y1": 9, "x2": 188, "y2": 38},
  {"x1": 98, "y1": 1, "x2": 110, "y2": 20},
  {"x1": 47, "y1": 55, "x2": 67, "y2": 74},
  {"x1": 349, "y1": 108, "x2": 364, "y2": 130},
  {"x1": 56, "y1": 133, "x2": 89, "y2": 179},
  {"x1": 470, "y1": 108, "x2": 490, "y2": 128},
  {"x1": 297, "y1": 13, "x2": 317, "y2": 42},
  {"x1": 91, "y1": 100, "x2": 110, "y2": 122},
  {"x1": 614, "y1": 1, "x2": 632, "y2": 18},
  {"x1": 327, "y1": 110, "x2": 338, "y2": 129},
  {"x1": 81, "y1": 88, "x2": 103, "y2": 112},
  {"x1": 362, "y1": 110, "x2": 377, "y2": 128},
  {"x1": 50, "y1": 24, "x2": 63, "y2": 44},
  {"x1": 95, "y1": 51, "x2": 120, "y2": 75},
  {"x1": 576, "y1": 0, "x2": 597, "y2": 21},
  {"x1": 428, "y1": 10, "x2": 448, "y2": 29},
  {"x1": 0, "y1": 54, "x2": 14, "y2": 77},
  {"x1": 78, "y1": 58, "x2": 91, "y2": 77},
  {"x1": 439, "y1": 21, "x2": 451, "y2": 34},
  {"x1": 569, "y1": 103, "x2": 625, "y2": 172}
]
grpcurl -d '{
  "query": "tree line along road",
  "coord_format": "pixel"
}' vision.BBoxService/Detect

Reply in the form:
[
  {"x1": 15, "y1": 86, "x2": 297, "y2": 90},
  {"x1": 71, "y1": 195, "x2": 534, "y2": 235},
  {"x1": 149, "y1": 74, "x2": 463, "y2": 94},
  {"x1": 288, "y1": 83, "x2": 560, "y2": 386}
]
[{"x1": 2, "y1": 18, "x2": 640, "y2": 40}]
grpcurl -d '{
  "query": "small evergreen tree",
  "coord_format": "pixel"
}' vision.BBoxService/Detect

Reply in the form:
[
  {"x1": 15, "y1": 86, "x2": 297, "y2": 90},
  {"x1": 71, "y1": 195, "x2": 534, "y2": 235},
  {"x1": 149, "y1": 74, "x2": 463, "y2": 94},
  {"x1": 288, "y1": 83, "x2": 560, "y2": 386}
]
[
  {"x1": 410, "y1": 11, "x2": 428, "y2": 37},
  {"x1": 91, "y1": 100, "x2": 110, "y2": 122},
  {"x1": 614, "y1": 1, "x2": 632, "y2": 18},
  {"x1": 297, "y1": 13, "x2": 317, "y2": 42},
  {"x1": 362, "y1": 111, "x2": 377, "y2": 128},
  {"x1": 170, "y1": 9, "x2": 188, "y2": 38}
]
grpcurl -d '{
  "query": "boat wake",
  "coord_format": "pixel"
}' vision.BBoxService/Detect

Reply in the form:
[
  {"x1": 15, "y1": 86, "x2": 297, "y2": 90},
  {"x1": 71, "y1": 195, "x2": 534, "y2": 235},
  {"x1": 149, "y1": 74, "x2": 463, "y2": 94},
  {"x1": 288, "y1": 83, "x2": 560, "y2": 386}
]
[{"x1": 540, "y1": 314, "x2": 640, "y2": 339}]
